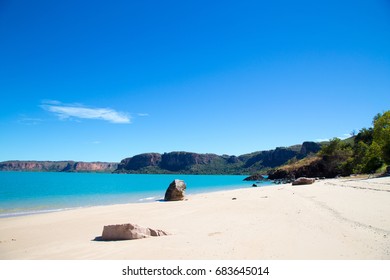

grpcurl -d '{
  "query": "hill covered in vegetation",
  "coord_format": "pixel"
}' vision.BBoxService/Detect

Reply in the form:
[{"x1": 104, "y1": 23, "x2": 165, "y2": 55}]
[
  {"x1": 114, "y1": 141, "x2": 321, "y2": 174},
  {"x1": 268, "y1": 111, "x2": 390, "y2": 179},
  {"x1": 0, "y1": 142, "x2": 321, "y2": 175}
]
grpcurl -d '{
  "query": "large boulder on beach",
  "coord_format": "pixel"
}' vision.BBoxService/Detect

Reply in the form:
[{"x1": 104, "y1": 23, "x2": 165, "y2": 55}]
[
  {"x1": 292, "y1": 177, "x2": 315, "y2": 186},
  {"x1": 164, "y1": 179, "x2": 186, "y2": 201},
  {"x1": 101, "y1": 223, "x2": 169, "y2": 241}
]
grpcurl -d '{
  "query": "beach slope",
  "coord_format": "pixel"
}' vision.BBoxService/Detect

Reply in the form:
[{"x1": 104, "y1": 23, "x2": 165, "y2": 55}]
[{"x1": 1, "y1": 177, "x2": 389, "y2": 259}]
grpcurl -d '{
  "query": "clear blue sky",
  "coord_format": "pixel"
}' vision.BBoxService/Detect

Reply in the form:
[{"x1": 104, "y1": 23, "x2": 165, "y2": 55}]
[{"x1": 1, "y1": 0, "x2": 389, "y2": 162}]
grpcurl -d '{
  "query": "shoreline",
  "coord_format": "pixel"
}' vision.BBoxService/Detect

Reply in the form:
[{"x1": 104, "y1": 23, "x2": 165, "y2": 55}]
[
  {"x1": 0, "y1": 172, "x2": 258, "y2": 218},
  {"x1": 0, "y1": 184, "x2": 266, "y2": 219},
  {"x1": 1, "y1": 177, "x2": 389, "y2": 260}
]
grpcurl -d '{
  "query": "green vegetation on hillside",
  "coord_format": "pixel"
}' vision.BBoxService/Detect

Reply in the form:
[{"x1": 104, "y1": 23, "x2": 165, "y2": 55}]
[
  {"x1": 328, "y1": 111, "x2": 390, "y2": 175},
  {"x1": 268, "y1": 110, "x2": 390, "y2": 179}
]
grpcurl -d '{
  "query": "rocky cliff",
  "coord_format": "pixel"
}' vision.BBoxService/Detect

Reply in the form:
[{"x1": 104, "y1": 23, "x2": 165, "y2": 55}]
[
  {"x1": 160, "y1": 152, "x2": 220, "y2": 172},
  {"x1": 241, "y1": 141, "x2": 321, "y2": 169},
  {"x1": 117, "y1": 153, "x2": 162, "y2": 170},
  {"x1": 0, "y1": 161, "x2": 118, "y2": 172},
  {"x1": 115, "y1": 141, "x2": 321, "y2": 174},
  {"x1": 116, "y1": 152, "x2": 223, "y2": 173},
  {"x1": 1, "y1": 141, "x2": 321, "y2": 175}
]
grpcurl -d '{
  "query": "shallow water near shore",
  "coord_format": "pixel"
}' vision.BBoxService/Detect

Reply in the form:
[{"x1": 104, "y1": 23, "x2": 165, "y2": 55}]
[{"x1": 0, "y1": 171, "x2": 272, "y2": 217}]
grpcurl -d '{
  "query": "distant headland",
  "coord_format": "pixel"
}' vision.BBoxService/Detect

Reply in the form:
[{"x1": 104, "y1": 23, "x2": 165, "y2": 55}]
[{"x1": 0, "y1": 141, "x2": 321, "y2": 175}]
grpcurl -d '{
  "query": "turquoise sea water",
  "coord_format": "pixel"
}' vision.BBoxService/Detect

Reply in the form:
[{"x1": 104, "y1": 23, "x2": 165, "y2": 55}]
[{"x1": 0, "y1": 172, "x2": 272, "y2": 217}]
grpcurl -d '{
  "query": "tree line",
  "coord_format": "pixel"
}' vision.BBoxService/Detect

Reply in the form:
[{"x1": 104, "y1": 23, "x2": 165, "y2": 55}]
[{"x1": 319, "y1": 110, "x2": 390, "y2": 176}]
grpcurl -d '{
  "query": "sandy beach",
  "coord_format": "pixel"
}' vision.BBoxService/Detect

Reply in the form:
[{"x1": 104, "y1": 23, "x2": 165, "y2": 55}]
[{"x1": 0, "y1": 177, "x2": 389, "y2": 260}]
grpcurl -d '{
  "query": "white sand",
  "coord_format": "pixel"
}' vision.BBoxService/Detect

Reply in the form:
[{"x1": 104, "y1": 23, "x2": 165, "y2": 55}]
[{"x1": 0, "y1": 177, "x2": 389, "y2": 260}]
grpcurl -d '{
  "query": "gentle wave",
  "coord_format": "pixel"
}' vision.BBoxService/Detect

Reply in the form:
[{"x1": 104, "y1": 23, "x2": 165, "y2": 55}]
[
  {"x1": 0, "y1": 207, "x2": 79, "y2": 218},
  {"x1": 138, "y1": 196, "x2": 159, "y2": 202}
]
